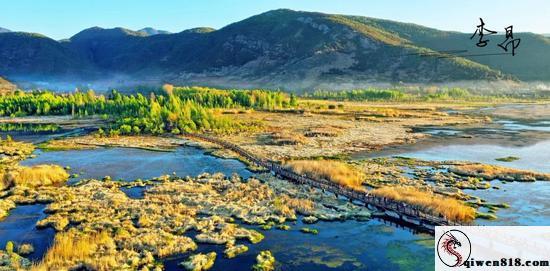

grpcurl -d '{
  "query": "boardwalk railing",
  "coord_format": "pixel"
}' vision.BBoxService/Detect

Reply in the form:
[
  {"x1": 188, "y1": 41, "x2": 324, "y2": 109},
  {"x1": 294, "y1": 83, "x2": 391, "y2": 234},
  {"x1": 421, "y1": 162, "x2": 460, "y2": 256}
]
[{"x1": 185, "y1": 133, "x2": 464, "y2": 228}]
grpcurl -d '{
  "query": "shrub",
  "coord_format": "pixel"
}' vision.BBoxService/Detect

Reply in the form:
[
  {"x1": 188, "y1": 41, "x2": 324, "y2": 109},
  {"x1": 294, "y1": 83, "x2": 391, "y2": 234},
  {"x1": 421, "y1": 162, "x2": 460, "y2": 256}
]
[
  {"x1": 34, "y1": 231, "x2": 115, "y2": 270},
  {"x1": 266, "y1": 132, "x2": 307, "y2": 145},
  {"x1": 5, "y1": 241, "x2": 14, "y2": 254},
  {"x1": 18, "y1": 243, "x2": 34, "y2": 255},
  {"x1": 6, "y1": 165, "x2": 69, "y2": 187},
  {"x1": 273, "y1": 195, "x2": 314, "y2": 217},
  {"x1": 371, "y1": 186, "x2": 475, "y2": 222},
  {"x1": 285, "y1": 160, "x2": 365, "y2": 190}
]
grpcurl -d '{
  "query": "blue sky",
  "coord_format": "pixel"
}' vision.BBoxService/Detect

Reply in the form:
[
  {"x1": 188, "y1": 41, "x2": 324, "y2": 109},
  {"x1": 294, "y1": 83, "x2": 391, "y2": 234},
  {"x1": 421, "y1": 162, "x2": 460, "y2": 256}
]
[{"x1": 2, "y1": 0, "x2": 549, "y2": 39}]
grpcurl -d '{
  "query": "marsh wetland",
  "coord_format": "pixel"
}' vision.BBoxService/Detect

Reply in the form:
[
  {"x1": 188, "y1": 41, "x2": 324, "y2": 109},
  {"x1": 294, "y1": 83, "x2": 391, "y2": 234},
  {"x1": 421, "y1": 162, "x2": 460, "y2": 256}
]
[{"x1": 0, "y1": 90, "x2": 549, "y2": 271}]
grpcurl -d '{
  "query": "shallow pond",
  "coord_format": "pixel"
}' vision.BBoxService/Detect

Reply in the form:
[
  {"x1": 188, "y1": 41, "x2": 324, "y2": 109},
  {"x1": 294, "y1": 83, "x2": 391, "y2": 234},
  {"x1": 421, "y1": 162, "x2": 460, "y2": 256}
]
[
  {"x1": 20, "y1": 146, "x2": 253, "y2": 181},
  {"x1": 0, "y1": 204, "x2": 55, "y2": 261},
  {"x1": 163, "y1": 219, "x2": 434, "y2": 271},
  {"x1": 3, "y1": 144, "x2": 434, "y2": 270},
  {"x1": 394, "y1": 140, "x2": 550, "y2": 173},
  {"x1": 469, "y1": 180, "x2": 550, "y2": 226},
  {"x1": 356, "y1": 118, "x2": 550, "y2": 172},
  {"x1": 357, "y1": 115, "x2": 550, "y2": 228},
  {"x1": 0, "y1": 130, "x2": 73, "y2": 144}
]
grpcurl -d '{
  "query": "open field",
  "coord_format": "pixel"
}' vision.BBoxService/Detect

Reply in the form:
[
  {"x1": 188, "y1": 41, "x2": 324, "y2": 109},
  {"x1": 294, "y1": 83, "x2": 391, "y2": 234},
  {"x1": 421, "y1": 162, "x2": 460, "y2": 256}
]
[{"x1": 219, "y1": 100, "x2": 491, "y2": 160}]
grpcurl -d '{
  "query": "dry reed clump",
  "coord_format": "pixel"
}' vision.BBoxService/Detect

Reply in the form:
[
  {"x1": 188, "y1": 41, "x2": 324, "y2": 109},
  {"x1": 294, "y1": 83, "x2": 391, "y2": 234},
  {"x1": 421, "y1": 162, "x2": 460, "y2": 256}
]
[
  {"x1": 17, "y1": 243, "x2": 34, "y2": 255},
  {"x1": 179, "y1": 252, "x2": 216, "y2": 271},
  {"x1": 370, "y1": 186, "x2": 475, "y2": 222},
  {"x1": 265, "y1": 131, "x2": 307, "y2": 145},
  {"x1": 6, "y1": 165, "x2": 69, "y2": 188},
  {"x1": 450, "y1": 164, "x2": 550, "y2": 182},
  {"x1": 32, "y1": 230, "x2": 117, "y2": 270},
  {"x1": 0, "y1": 138, "x2": 35, "y2": 157},
  {"x1": 0, "y1": 198, "x2": 16, "y2": 220},
  {"x1": 252, "y1": 250, "x2": 276, "y2": 271},
  {"x1": 303, "y1": 126, "x2": 343, "y2": 137},
  {"x1": 285, "y1": 160, "x2": 366, "y2": 191},
  {"x1": 0, "y1": 171, "x2": 12, "y2": 191},
  {"x1": 9, "y1": 172, "x2": 371, "y2": 270},
  {"x1": 273, "y1": 195, "x2": 315, "y2": 217}
]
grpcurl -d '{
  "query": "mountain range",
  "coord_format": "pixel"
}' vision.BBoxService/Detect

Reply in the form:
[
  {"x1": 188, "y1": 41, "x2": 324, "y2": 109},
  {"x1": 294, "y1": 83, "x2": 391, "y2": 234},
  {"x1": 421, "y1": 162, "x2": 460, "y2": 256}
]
[{"x1": 1, "y1": 9, "x2": 549, "y2": 91}]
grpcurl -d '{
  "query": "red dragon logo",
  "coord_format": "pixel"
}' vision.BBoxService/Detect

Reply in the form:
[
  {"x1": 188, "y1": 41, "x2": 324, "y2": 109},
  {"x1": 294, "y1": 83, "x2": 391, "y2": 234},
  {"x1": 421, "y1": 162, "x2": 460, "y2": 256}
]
[{"x1": 437, "y1": 229, "x2": 471, "y2": 267}]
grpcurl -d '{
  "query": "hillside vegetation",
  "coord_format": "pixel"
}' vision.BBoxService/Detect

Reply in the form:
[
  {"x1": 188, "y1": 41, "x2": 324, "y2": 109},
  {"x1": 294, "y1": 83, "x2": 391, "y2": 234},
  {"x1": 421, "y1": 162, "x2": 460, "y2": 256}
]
[
  {"x1": 3, "y1": 9, "x2": 547, "y2": 90},
  {"x1": 0, "y1": 77, "x2": 15, "y2": 94}
]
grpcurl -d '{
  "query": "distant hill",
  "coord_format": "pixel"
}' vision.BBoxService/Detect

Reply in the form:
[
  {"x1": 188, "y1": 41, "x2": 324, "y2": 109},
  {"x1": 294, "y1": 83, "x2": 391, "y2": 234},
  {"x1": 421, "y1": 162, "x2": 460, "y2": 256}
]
[
  {"x1": 0, "y1": 9, "x2": 549, "y2": 90},
  {"x1": 355, "y1": 17, "x2": 550, "y2": 81},
  {"x1": 137, "y1": 27, "x2": 171, "y2": 36},
  {"x1": 0, "y1": 32, "x2": 94, "y2": 78},
  {"x1": 0, "y1": 27, "x2": 10, "y2": 33},
  {"x1": 0, "y1": 76, "x2": 16, "y2": 94}
]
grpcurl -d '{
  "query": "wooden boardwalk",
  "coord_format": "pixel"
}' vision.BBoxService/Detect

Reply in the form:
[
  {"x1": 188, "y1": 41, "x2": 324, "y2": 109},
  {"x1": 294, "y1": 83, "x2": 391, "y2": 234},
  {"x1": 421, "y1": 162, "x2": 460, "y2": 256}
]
[{"x1": 185, "y1": 133, "x2": 464, "y2": 232}]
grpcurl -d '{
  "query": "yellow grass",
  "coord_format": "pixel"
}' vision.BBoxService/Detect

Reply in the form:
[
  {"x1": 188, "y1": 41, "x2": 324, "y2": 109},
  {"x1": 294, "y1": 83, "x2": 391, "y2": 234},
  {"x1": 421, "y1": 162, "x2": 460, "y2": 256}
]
[
  {"x1": 451, "y1": 164, "x2": 550, "y2": 181},
  {"x1": 5, "y1": 165, "x2": 69, "y2": 187},
  {"x1": 304, "y1": 126, "x2": 343, "y2": 137},
  {"x1": 267, "y1": 131, "x2": 307, "y2": 145},
  {"x1": 32, "y1": 231, "x2": 116, "y2": 270},
  {"x1": 285, "y1": 160, "x2": 365, "y2": 190},
  {"x1": 0, "y1": 172, "x2": 11, "y2": 191},
  {"x1": 371, "y1": 186, "x2": 475, "y2": 222},
  {"x1": 273, "y1": 195, "x2": 315, "y2": 217}
]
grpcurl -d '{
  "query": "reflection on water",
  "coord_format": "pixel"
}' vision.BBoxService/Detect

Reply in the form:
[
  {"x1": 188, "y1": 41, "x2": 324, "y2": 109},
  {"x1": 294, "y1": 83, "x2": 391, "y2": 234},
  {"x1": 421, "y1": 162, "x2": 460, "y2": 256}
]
[
  {"x1": 3, "y1": 145, "x2": 435, "y2": 270},
  {"x1": 5, "y1": 112, "x2": 548, "y2": 269},
  {"x1": 0, "y1": 130, "x2": 69, "y2": 144},
  {"x1": 0, "y1": 204, "x2": 55, "y2": 261},
  {"x1": 163, "y1": 219, "x2": 434, "y2": 271},
  {"x1": 495, "y1": 120, "x2": 550, "y2": 133},
  {"x1": 361, "y1": 117, "x2": 550, "y2": 173},
  {"x1": 120, "y1": 186, "x2": 149, "y2": 199},
  {"x1": 420, "y1": 129, "x2": 460, "y2": 136},
  {"x1": 2, "y1": 146, "x2": 253, "y2": 263},
  {"x1": 21, "y1": 146, "x2": 253, "y2": 181},
  {"x1": 469, "y1": 181, "x2": 550, "y2": 226},
  {"x1": 396, "y1": 140, "x2": 550, "y2": 173},
  {"x1": 356, "y1": 115, "x2": 550, "y2": 228}
]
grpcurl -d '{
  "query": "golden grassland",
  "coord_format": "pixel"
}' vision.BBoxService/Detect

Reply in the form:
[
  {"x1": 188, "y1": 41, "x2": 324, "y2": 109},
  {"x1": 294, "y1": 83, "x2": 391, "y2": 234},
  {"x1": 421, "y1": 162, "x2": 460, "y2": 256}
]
[
  {"x1": 285, "y1": 160, "x2": 365, "y2": 191},
  {"x1": 0, "y1": 172, "x2": 11, "y2": 191},
  {"x1": 31, "y1": 230, "x2": 116, "y2": 271},
  {"x1": 40, "y1": 135, "x2": 185, "y2": 152},
  {"x1": 0, "y1": 137, "x2": 35, "y2": 158},
  {"x1": 0, "y1": 173, "x2": 371, "y2": 270},
  {"x1": 371, "y1": 186, "x2": 476, "y2": 222},
  {"x1": 264, "y1": 131, "x2": 308, "y2": 145},
  {"x1": 3, "y1": 165, "x2": 69, "y2": 188},
  {"x1": 273, "y1": 194, "x2": 315, "y2": 217},
  {"x1": 450, "y1": 164, "x2": 550, "y2": 182},
  {"x1": 220, "y1": 100, "x2": 489, "y2": 161}
]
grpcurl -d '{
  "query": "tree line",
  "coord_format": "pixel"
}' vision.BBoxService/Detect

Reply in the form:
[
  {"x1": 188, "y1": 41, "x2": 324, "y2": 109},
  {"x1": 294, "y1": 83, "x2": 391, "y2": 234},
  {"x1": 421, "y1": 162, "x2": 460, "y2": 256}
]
[
  {"x1": 171, "y1": 86, "x2": 297, "y2": 109},
  {"x1": 303, "y1": 87, "x2": 483, "y2": 102},
  {"x1": 304, "y1": 88, "x2": 407, "y2": 101},
  {"x1": 0, "y1": 86, "x2": 295, "y2": 135}
]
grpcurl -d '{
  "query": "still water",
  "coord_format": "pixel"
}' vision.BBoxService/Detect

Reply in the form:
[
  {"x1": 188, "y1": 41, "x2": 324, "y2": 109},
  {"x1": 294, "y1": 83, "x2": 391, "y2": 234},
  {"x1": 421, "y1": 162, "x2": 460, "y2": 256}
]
[
  {"x1": 3, "y1": 144, "x2": 433, "y2": 270},
  {"x1": 2, "y1": 113, "x2": 548, "y2": 270}
]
